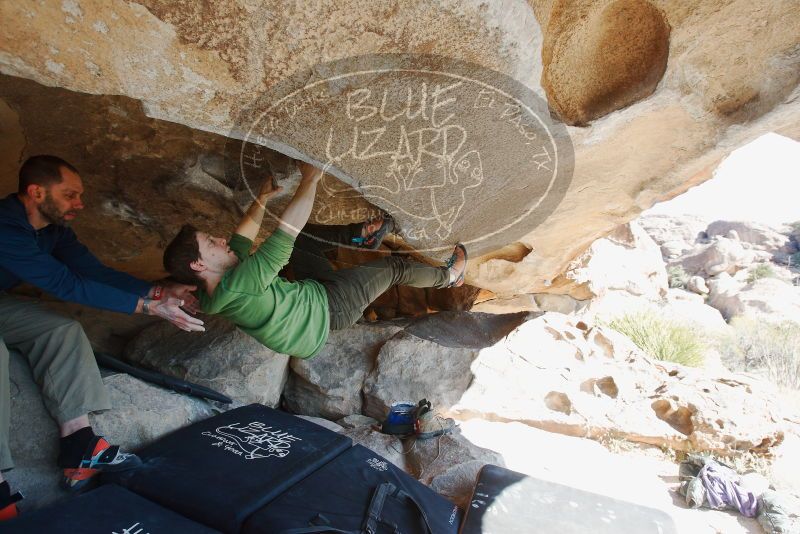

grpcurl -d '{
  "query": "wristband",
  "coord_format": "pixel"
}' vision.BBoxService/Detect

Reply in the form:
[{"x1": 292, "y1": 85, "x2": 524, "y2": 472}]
[
  {"x1": 151, "y1": 286, "x2": 163, "y2": 301},
  {"x1": 142, "y1": 298, "x2": 152, "y2": 315}
]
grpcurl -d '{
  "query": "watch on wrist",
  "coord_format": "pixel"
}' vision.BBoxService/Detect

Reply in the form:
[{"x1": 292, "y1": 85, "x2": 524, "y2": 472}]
[{"x1": 142, "y1": 298, "x2": 153, "y2": 314}]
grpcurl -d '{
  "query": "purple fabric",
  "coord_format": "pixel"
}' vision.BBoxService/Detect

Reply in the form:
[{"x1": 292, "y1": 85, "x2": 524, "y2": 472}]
[{"x1": 698, "y1": 462, "x2": 759, "y2": 518}]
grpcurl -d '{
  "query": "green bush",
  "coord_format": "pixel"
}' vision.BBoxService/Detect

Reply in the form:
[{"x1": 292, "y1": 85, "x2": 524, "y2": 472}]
[
  {"x1": 747, "y1": 263, "x2": 777, "y2": 284},
  {"x1": 609, "y1": 311, "x2": 705, "y2": 367},
  {"x1": 667, "y1": 265, "x2": 690, "y2": 289},
  {"x1": 790, "y1": 252, "x2": 800, "y2": 268},
  {"x1": 715, "y1": 317, "x2": 800, "y2": 390}
]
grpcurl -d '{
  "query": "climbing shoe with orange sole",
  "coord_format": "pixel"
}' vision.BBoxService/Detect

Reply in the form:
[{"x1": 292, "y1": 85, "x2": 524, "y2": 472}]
[{"x1": 60, "y1": 436, "x2": 142, "y2": 491}]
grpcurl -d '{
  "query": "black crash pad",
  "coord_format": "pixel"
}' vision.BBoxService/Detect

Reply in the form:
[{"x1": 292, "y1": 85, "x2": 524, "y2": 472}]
[
  {"x1": 243, "y1": 444, "x2": 461, "y2": 534},
  {"x1": 1, "y1": 484, "x2": 220, "y2": 533},
  {"x1": 113, "y1": 404, "x2": 352, "y2": 533},
  {"x1": 460, "y1": 465, "x2": 678, "y2": 534}
]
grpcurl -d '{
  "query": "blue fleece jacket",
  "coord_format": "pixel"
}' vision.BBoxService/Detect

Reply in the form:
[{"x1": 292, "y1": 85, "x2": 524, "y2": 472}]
[{"x1": 0, "y1": 194, "x2": 151, "y2": 314}]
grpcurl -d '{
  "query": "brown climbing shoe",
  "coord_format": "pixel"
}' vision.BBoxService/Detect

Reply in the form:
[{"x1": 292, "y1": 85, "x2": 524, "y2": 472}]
[{"x1": 445, "y1": 243, "x2": 468, "y2": 287}]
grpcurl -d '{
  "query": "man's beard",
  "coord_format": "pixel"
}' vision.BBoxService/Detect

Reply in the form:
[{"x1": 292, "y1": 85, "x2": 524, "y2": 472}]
[{"x1": 38, "y1": 193, "x2": 74, "y2": 226}]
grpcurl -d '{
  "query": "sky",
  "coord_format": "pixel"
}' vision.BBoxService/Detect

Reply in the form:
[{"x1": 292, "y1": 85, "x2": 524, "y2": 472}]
[{"x1": 643, "y1": 132, "x2": 800, "y2": 228}]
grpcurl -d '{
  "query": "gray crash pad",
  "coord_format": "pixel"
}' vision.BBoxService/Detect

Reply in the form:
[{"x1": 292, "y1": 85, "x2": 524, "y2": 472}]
[{"x1": 461, "y1": 465, "x2": 677, "y2": 534}]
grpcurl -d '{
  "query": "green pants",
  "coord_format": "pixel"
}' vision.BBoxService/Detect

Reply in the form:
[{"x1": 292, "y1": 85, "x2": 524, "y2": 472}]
[
  {"x1": 289, "y1": 224, "x2": 450, "y2": 330},
  {"x1": 0, "y1": 294, "x2": 110, "y2": 471}
]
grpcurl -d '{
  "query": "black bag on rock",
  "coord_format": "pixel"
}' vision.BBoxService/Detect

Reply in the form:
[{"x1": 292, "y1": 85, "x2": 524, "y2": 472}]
[
  {"x1": 242, "y1": 444, "x2": 462, "y2": 534},
  {"x1": 0, "y1": 484, "x2": 220, "y2": 533},
  {"x1": 112, "y1": 404, "x2": 352, "y2": 534}
]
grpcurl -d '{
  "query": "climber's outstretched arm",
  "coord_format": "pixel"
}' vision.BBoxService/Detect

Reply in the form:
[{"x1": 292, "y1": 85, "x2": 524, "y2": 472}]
[
  {"x1": 235, "y1": 176, "x2": 283, "y2": 242},
  {"x1": 275, "y1": 162, "x2": 323, "y2": 238}
]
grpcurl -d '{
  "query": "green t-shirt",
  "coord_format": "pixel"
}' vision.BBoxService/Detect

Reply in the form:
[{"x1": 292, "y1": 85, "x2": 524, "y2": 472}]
[{"x1": 198, "y1": 229, "x2": 330, "y2": 358}]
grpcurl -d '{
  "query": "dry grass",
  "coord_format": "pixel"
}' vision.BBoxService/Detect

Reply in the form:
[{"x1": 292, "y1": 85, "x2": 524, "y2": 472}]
[
  {"x1": 747, "y1": 263, "x2": 778, "y2": 284},
  {"x1": 715, "y1": 316, "x2": 800, "y2": 390},
  {"x1": 667, "y1": 265, "x2": 690, "y2": 289},
  {"x1": 609, "y1": 311, "x2": 705, "y2": 367}
]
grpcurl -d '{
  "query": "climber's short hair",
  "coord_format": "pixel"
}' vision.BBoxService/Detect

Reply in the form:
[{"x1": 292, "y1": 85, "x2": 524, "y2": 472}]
[
  {"x1": 18, "y1": 155, "x2": 79, "y2": 194},
  {"x1": 163, "y1": 224, "x2": 205, "y2": 289}
]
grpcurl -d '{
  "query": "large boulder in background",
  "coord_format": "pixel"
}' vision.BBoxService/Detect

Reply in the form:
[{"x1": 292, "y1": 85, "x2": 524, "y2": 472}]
[
  {"x1": 687, "y1": 275, "x2": 709, "y2": 295},
  {"x1": 708, "y1": 276, "x2": 800, "y2": 324},
  {"x1": 124, "y1": 316, "x2": 290, "y2": 406},
  {"x1": 284, "y1": 323, "x2": 403, "y2": 419},
  {"x1": 673, "y1": 237, "x2": 755, "y2": 277},
  {"x1": 450, "y1": 313, "x2": 785, "y2": 455},
  {"x1": 6, "y1": 350, "x2": 213, "y2": 511},
  {"x1": 657, "y1": 289, "x2": 728, "y2": 333},
  {"x1": 638, "y1": 214, "x2": 710, "y2": 261},
  {"x1": 706, "y1": 220, "x2": 795, "y2": 256},
  {"x1": 554, "y1": 221, "x2": 669, "y2": 300}
]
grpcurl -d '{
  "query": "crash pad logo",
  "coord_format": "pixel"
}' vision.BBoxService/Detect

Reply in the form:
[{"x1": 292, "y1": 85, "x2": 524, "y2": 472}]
[
  {"x1": 226, "y1": 54, "x2": 574, "y2": 256},
  {"x1": 112, "y1": 522, "x2": 148, "y2": 534},
  {"x1": 201, "y1": 422, "x2": 301, "y2": 460},
  {"x1": 366, "y1": 457, "x2": 389, "y2": 472}
]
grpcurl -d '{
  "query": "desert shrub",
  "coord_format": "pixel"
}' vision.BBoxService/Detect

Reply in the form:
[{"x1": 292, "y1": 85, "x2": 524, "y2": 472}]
[
  {"x1": 609, "y1": 311, "x2": 705, "y2": 367},
  {"x1": 747, "y1": 263, "x2": 777, "y2": 284},
  {"x1": 790, "y1": 252, "x2": 800, "y2": 268},
  {"x1": 667, "y1": 265, "x2": 690, "y2": 289},
  {"x1": 715, "y1": 317, "x2": 800, "y2": 390}
]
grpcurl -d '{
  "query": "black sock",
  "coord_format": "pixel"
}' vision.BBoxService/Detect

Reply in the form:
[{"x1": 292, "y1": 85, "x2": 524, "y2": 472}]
[
  {"x1": 0, "y1": 481, "x2": 9, "y2": 500},
  {"x1": 57, "y1": 427, "x2": 96, "y2": 468}
]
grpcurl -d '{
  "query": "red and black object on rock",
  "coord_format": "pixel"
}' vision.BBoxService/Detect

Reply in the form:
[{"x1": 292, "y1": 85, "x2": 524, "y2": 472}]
[{"x1": 0, "y1": 482, "x2": 22, "y2": 522}]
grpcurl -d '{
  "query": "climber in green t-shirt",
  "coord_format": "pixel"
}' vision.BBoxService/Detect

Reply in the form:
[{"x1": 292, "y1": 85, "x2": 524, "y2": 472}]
[{"x1": 163, "y1": 162, "x2": 467, "y2": 358}]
